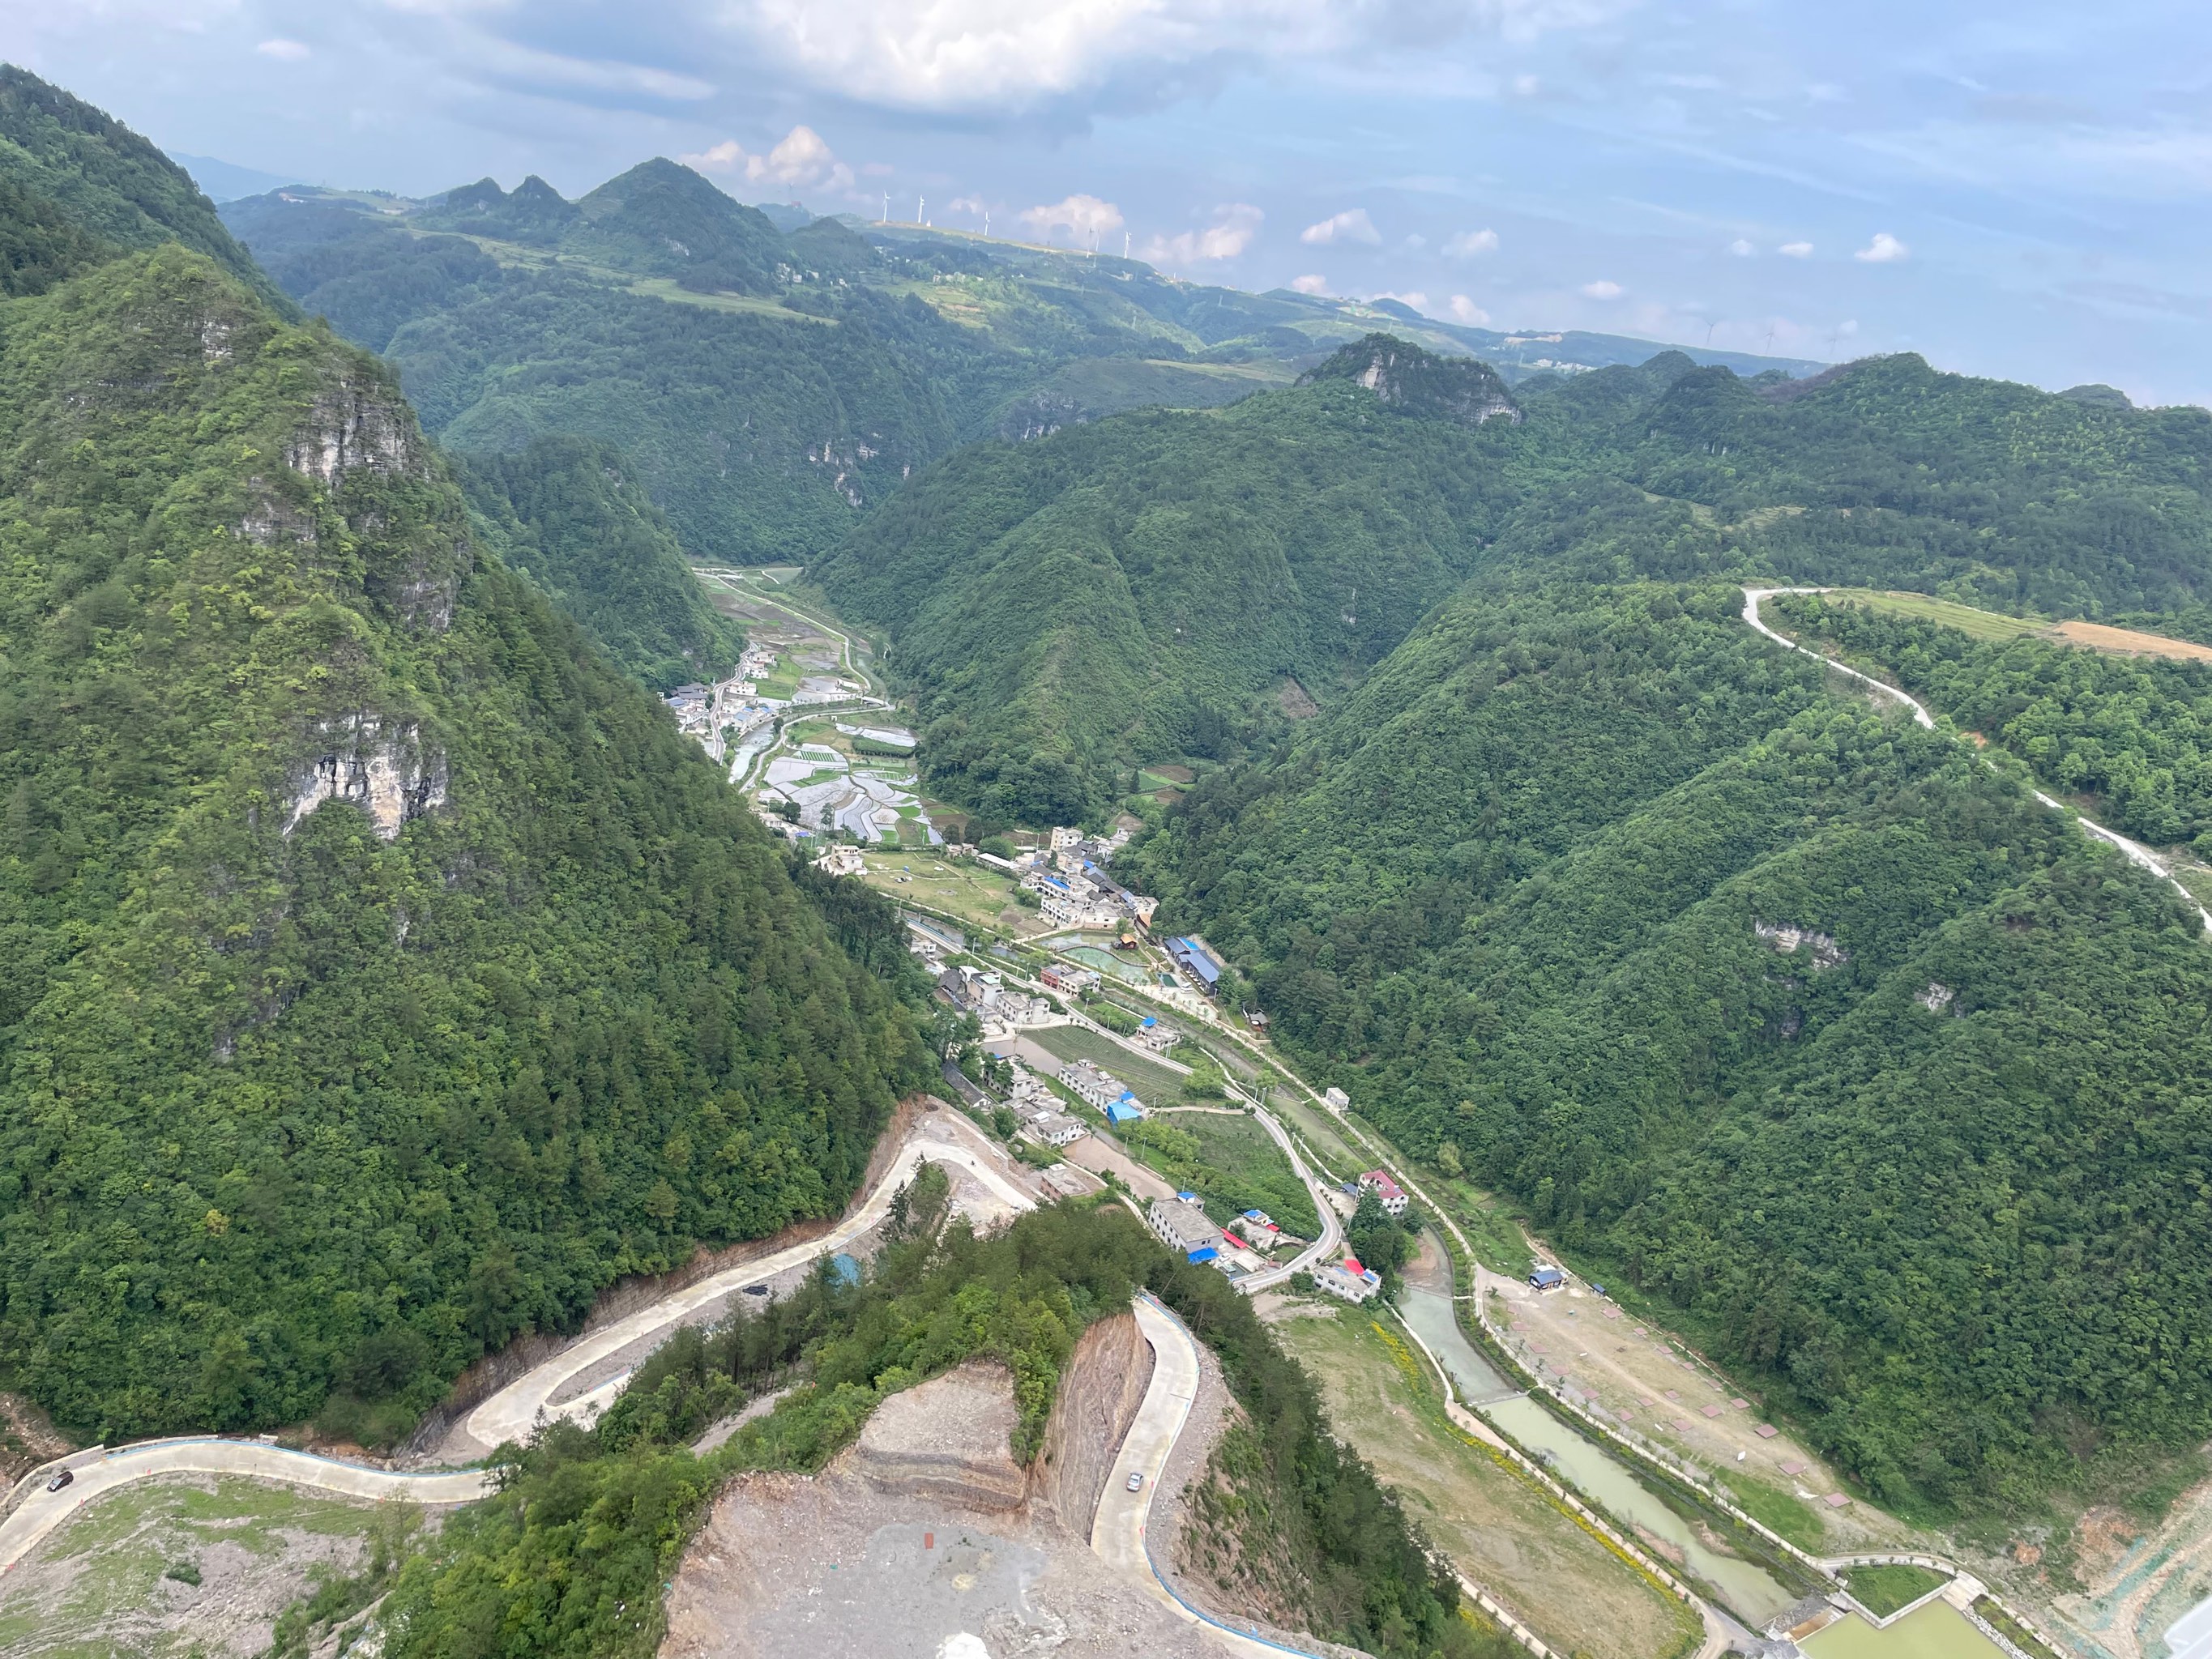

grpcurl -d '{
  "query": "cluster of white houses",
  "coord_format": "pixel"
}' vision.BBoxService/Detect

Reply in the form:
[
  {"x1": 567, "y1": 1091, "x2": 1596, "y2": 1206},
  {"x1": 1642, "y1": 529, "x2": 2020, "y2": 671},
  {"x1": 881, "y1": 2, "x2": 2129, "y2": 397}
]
[
  {"x1": 1147, "y1": 1194, "x2": 1325, "y2": 1284},
  {"x1": 1003, "y1": 1061, "x2": 1088, "y2": 1148}
]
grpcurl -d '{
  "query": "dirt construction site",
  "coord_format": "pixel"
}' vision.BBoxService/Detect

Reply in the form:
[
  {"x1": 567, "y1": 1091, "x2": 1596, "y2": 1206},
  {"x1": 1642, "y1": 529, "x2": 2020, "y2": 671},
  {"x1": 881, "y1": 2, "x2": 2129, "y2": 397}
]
[{"x1": 660, "y1": 1316, "x2": 1275, "y2": 1659}]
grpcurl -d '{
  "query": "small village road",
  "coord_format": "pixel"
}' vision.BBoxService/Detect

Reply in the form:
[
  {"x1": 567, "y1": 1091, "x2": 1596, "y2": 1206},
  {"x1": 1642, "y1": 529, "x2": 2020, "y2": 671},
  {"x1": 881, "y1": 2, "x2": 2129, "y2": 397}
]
[{"x1": 0, "y1": 1439, "x2": 488, "y2": 1576}]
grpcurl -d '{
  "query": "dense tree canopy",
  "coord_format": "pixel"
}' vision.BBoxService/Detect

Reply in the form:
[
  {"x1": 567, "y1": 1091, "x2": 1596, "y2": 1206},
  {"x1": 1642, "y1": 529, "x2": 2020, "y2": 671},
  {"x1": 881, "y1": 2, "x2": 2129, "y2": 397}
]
[
  {"x1": 1128, "y1": 579, "x2": 2212, "y2": 1514},
  {"x1": 459, "y1": 437, "x2": 745, "y2": 692},
  {"x1": 0, "y1": 242, "x2": 930, "y2": 1443}
]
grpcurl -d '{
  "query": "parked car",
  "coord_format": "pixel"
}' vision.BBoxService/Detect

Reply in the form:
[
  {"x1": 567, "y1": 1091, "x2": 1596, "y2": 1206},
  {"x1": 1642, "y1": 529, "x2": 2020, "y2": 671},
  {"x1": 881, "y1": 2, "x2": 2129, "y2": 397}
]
[
  {"x1": 1125, "y1": 1471, "x2": 1144, "y2": 1492},
  {"x1": 45, "y1": 1469, "x2": 72, "y2": 1492}
]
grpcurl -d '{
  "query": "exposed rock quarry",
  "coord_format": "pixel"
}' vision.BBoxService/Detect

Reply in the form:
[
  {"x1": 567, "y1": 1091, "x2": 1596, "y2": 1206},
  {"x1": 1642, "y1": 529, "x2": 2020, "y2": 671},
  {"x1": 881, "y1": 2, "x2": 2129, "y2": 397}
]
[
  {"x1": 856, "y1": 1359, "x2": 1027, "y2": 1511},
  {"x1": 1031, "y1": 1310, "x2": 1153, "y2": 1535},
  {"x1": 284, "y1": 713, "x2": 447, "y2": 840}
]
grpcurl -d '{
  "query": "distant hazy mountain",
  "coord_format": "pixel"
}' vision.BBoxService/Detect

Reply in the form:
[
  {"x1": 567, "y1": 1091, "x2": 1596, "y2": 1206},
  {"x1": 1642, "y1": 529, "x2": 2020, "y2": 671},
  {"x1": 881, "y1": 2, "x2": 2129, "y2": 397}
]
[{"x1": 169, "y1": 151, "x2": 298, "y2": 203}]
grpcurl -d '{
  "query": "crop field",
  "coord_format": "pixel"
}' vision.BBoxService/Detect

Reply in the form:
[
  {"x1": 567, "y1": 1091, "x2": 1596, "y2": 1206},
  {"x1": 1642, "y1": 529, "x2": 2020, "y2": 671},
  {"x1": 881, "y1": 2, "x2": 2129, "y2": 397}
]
[
  {"x1": 1023, "y1": 1023, "x2": 1189, "y2": 1102},
  {"x1": 1815, "y1": 590, "x2": 2212, "y2": 663},
  {"x1": 1117, "y1": 1109, "x2": 1321, "y2": 1236},
  {"x1": 1813, "y1": 590, "x2": 2048, "y2": 642},
  {"x1": 1273, "y1": 1305, "x2": 1702, "y2": 1659},
  {"x1": 858, "y1": 851, "x2": 1031, "y2": 936}
]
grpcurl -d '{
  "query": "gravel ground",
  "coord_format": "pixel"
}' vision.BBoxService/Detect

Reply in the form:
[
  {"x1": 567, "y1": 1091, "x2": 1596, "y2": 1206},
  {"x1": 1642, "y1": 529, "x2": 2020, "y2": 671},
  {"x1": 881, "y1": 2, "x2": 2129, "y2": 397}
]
[{"x1": 660, "y1": 1461, "x2": 1222, "y2": 1659}]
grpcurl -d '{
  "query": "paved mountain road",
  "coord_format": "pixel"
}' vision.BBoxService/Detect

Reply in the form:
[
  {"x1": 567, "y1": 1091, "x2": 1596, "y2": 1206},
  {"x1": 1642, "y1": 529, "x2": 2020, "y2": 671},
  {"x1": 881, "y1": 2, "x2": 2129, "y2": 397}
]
[
  {"x1": 1745, "y1": 586, "x2": 2212, "y2": 932},
  {"x1": 465, "y1": 1117, "x2": 1035, "y2": 1448},
  {"x1": 0, "y1": 1439, "x2": 488, "y2": 1576},
  {"x1": 1, "y1": 1114, "x2": 1035, "y2": 1579}
]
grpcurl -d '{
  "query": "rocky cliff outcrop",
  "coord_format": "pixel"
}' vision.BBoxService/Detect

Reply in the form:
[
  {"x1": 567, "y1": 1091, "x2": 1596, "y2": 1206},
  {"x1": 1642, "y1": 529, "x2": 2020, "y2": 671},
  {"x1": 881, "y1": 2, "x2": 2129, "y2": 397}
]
[
  {"x1": 1031, "y1": 1309, "x2": 1153, "y2": 1536},
  {"x1": 855, "y1": 1359, "x2": 1027, "y2": 1511},
  {"x1": 1300, "y1": 333, "x2": 1521, "y2": 426},
  {"x1": 284, "y1": 713, "x2": 447, "y2": 840},
  {"x1": 284, "y1": 373, "x2": 469, "y2": 630}
]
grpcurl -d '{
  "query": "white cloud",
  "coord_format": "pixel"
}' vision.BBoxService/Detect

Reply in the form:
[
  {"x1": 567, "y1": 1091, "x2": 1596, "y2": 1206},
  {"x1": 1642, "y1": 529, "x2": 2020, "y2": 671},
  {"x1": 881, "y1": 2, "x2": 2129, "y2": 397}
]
[
  {"x1": 1291, "y1": 274, "x2": 1329, "y2": 296},
  {"x1": 714, "y1": 1, "x2": 1624, "y2": 114},
  {"x1": 1300, "y1": 207, "x2": 1379, "y2": 245},
  {"x1": 1403, "y1": 232, "x2": 1427, "y2": 250},
  {"x1": 1778, "y1": 241, "x2": 1813, "y2": 258},
  {"x1": 255, "y1": 37, "x2": 310, "y2": 60},
  {"x1": 1450, "y1": 294, "x2": 1490, "y2": 325},
  {"x1": 1374, "y1": 290, "x2": 1428, "y2": 309},
  {"x1": 946, "y1": 195, "x2": 986, "y2": 215},
  {"x1": 1019, "y1": 193, "x2": 1125, "y2": 243},
  {"x1": 1582, "y1": 279, "x2": 1624, "y2": 299},
  {"x1": 1445, "y1": 228, "x2": 1500, "y2": 258},
  {"x1": 1855, "y1": 231, "x2": 1910, "y2": 263},
  {"x1": 1142, "y1": 203, "x2": 1263, "y2": 264},
  {"x1": 1727, "y1": 237, "x2": 1756, "y2": 257},
  {"x1": 682, "y1": 125, "x2": 854, "y2": 192}
]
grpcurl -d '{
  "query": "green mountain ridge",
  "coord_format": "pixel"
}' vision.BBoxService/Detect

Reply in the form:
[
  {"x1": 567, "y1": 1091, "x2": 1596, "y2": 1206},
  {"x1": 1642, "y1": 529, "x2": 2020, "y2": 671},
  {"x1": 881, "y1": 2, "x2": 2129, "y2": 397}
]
[
  {"x1": 0, "y1": 64, "x2": 292, "y2": 313},
  {"x1": 1125, "y1": 578, "x2": 2212, "y2": 1513},
  {"x1": 459, "y1": 436, "x2": 746, "y2": 691},
  {"x1": 0, "y1": 157, "x2": 928, "y2": 1443}
]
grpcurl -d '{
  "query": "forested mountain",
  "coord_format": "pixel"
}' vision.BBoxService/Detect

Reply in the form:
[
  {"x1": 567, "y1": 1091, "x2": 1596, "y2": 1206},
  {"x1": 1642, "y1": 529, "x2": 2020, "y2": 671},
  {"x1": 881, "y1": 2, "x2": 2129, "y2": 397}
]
[
  {"x1": 1125, "y1": 578, "x2": 2212, "y2": 1513},
  {"x1": 0, "y1": 66, "x2": 291, "y2": 312},
  {"x1": 824, "y1": 336, "x2": 2212, "y2": 829},
  {"x1": 812, "y1": 338, "x2": 1530, "y2": 821},
  {"x1": 216, "y1": 172, "x2": 1821, "y2": 579},
  {"x1": 0, "y1": 106, "x2": 932, "y2": 1445},
  {"x1": 1773, "y1": 592, "x2": 2212, "y2": 850},
  {"x1": 459, "y1": 437, "x2": 744, "y2": 690}
]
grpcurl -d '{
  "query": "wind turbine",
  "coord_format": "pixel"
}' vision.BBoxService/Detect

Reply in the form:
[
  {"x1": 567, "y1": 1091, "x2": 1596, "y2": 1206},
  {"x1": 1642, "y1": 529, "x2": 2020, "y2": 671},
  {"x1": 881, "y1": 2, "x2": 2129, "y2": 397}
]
[
  {"x1": 880, "y1": 192, "x2": 888, "y2": 224},
  {"x1": 916, "y1": 194, "x2": 924, "y2": 225}
]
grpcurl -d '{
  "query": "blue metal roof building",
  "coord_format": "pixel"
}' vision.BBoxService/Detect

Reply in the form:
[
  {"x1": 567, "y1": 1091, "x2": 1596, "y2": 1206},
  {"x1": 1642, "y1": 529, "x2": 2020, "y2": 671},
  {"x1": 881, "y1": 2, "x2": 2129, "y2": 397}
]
[{"x1": 1167, "y1": 936, "x2": 1223, "y2": 993}]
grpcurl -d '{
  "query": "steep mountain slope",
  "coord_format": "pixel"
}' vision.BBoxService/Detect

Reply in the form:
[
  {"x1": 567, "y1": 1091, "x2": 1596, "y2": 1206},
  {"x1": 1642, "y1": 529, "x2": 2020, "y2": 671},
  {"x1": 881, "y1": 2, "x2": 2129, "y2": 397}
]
[
  {"x1": 223, "y1": 176, "x2": 1032, "y2": 560},
  {"x1": 0, "y1": 64, "x2": 291, "y2": 313},
  {"x1": 459, "y1": 437, "x2": 745, "y2": 690},
  {"x1": 0, "y1": 202, "x2": 928, "y2": 1442},
  {"x1": 812, "y1": 336, "x2": 1528, "y2": 821},
  {"x1": 828, "y1": 337, "x2": 2212, "y2": 828},
  {"x1": 1125, "y1": 578, "x2": 2212, "y2": 1513}
]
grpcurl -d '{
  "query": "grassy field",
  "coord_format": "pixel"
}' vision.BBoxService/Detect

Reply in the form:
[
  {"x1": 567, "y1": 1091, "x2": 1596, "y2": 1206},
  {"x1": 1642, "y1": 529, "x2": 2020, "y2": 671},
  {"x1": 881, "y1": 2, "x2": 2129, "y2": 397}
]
[
  {"x1": 1844, "y1": 1563, "x2": 1950, "y2": 1617},
  {"x1": 860, "y1": 851, "x2": 1027, "y2": 936},
  {"x1": 626, "y1": 278, "x2": 839, "y2": 323},
  {"x1": 0, "y1": 1474, "x2": 399, "y2": 1659},
  {"x1": 1718, "y1": 1470, "x2": 1830, "y2": 1554},
  {"x1": 1275, "y1": 1306, "x2": 1702, "y2": 1659},
  {"x1": 1117, "y1": 1110, "x2": 1321, "y2": 1236},
  {"x1": 1024, "y1": 1023, "x2": 1189, "y2": 1102},
  {"x1": 1812, "y1": 590, "x2": 2046, "y2": 642}
]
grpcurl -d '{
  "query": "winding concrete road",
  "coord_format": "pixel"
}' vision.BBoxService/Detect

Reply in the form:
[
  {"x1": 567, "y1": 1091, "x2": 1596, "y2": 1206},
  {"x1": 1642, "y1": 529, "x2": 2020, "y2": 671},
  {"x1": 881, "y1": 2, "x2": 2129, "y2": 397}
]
[
  {"x1": 0, "y1": 1439, "x2": 487, "y2": 1576},
  {"x1": 1, "y1": 1115, "x2": 1037, "y2": 1583},
  {"x1": 1094, "y1": 1294, "x2": 1326, "y2": 1657},
  {"x1": 465, "y1": 1120, "x2": 1036, "y2": 1447},
  {"x1": 1744, "y1": 586, "x2": 2212, "y2": 932}
]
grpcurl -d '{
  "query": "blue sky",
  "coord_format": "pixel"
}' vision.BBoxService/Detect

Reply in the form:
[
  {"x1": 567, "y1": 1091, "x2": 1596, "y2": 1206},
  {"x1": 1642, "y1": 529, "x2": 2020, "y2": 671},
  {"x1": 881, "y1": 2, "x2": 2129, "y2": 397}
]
[{"x1": 8, "y1": 1, "x2": 2210, "y2": 403}]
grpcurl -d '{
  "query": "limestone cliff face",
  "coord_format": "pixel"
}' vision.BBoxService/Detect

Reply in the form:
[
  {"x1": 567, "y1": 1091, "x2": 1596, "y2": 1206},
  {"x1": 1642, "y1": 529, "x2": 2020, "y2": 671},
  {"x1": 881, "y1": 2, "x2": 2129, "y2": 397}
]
[
  {"x1": 1299, "y1": 332, "x2": 1522, "y2": 427},
  {"x1": 1031, "y1": 1310, "x2": 1153, "y2": 1535},
  {"x1": 283, "y1": 714, "x2": 448, "y2": 841},
  {"x1": 284, "y1": 373, "x2": 469, "y2": 631}
]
